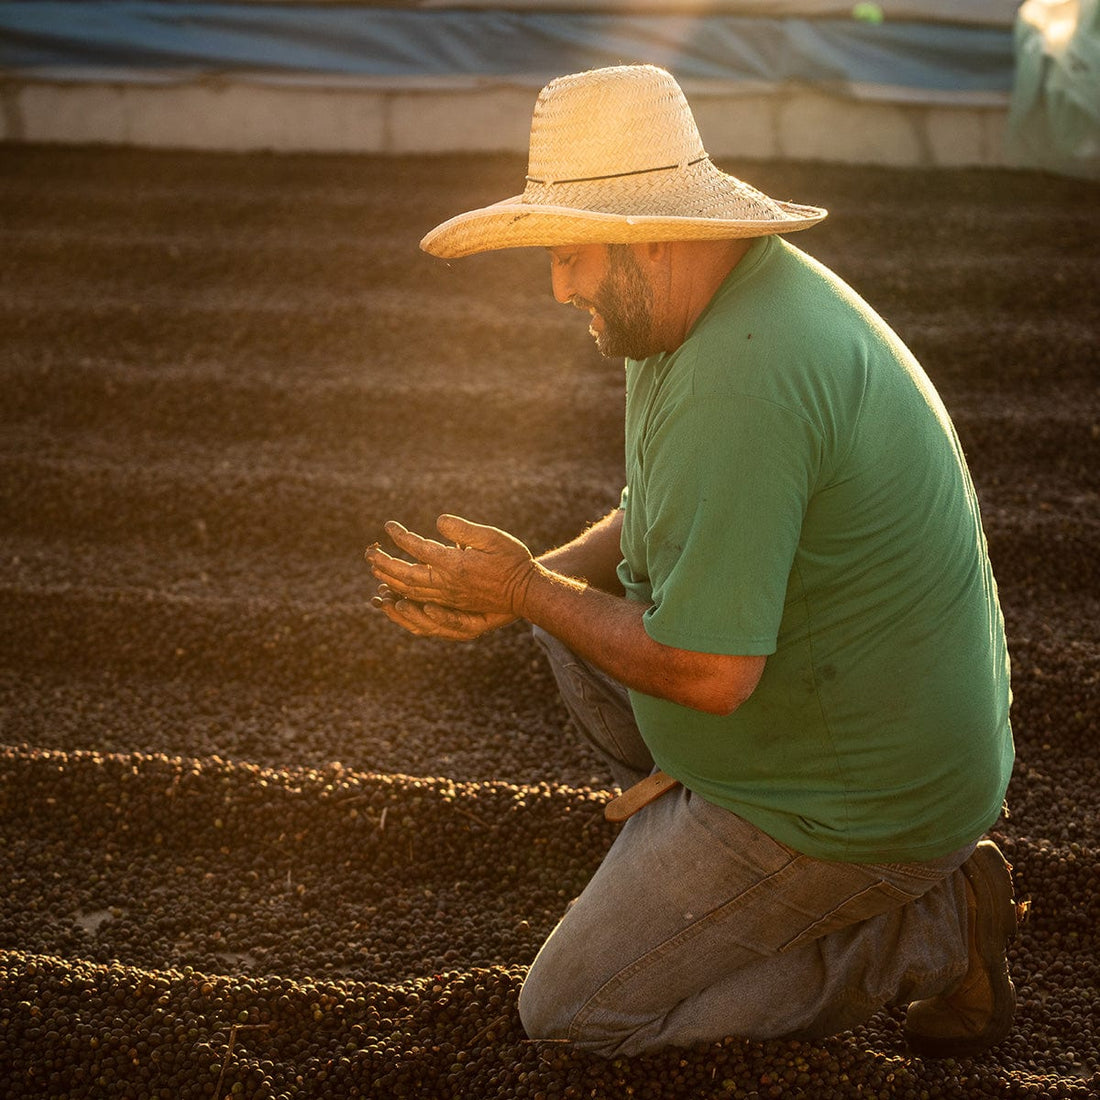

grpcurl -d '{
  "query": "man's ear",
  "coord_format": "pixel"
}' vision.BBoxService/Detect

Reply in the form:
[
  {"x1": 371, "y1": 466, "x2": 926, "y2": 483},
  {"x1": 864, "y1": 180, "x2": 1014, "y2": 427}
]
[{"x1": 638, "y1": 241, "x2": 670, "y2": 266}]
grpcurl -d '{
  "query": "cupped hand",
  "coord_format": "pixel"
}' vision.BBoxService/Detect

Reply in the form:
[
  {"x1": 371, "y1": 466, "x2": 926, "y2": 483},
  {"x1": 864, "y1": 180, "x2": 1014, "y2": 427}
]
[
  {"x1": 370, "y1": 592, "x2": 516, "y2": 641},
  {"x1": 365, "y1": 514, "x2": 538, "y2": 618}
]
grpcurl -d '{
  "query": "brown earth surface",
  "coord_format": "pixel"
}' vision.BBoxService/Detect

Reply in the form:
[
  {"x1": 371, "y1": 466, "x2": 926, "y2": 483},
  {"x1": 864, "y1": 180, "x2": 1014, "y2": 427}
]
[{"x1": 1, "y1": 145, "x2": 1098, "y2": 1098}]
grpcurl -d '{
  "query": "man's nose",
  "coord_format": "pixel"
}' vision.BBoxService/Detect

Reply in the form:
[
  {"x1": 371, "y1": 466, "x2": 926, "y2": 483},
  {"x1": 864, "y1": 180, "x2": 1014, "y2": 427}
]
[{"x1": 550, "y1": 263, "x2": 574, "y2": 305}]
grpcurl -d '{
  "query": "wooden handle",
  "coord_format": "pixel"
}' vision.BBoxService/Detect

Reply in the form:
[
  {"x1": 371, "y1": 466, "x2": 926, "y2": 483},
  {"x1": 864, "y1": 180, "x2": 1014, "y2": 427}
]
[{"x1": 603, "y1": 770, "x2": 681, "y2": 823}]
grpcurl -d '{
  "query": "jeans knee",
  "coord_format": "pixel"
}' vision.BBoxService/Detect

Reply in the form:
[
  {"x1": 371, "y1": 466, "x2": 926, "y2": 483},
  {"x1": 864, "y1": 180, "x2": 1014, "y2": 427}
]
[
  {"x1": 517, "y1": 964, "x2": 570, "y2": 1042},
  {"x1": 520, "y1": 958, "x2": 647, "y2": 1057},
  {"x1": 530, "y1": 623, "x2": 567, "y2": 667}
]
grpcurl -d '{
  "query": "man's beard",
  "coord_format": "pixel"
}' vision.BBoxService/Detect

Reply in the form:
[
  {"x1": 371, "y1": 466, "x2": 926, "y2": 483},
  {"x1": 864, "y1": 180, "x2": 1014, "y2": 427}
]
[{"x1": 577, "y1": 245, "x2": 657, "y2": 360}]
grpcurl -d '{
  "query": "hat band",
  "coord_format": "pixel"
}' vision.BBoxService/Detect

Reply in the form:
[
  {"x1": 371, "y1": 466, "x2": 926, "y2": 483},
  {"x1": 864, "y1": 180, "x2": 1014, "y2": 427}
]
[{"x1": 526, "y1": 155, "x2": 708, "y2": 187}]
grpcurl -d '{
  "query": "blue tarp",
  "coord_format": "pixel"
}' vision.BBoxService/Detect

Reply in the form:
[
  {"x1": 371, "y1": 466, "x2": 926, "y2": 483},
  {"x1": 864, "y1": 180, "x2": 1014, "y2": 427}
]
[{"x1": 0, "y1": 3, "x2": 1015, "y2": 100}]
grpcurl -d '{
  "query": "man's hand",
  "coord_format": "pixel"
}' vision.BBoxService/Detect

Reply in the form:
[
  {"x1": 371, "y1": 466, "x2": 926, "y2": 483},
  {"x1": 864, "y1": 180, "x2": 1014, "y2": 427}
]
[
  {"x1": 365, "y1": 514, "x2": 537, "y2": 637},
  {"x1": 369, "y1": 593, "x2": 515, "y2": 641}
]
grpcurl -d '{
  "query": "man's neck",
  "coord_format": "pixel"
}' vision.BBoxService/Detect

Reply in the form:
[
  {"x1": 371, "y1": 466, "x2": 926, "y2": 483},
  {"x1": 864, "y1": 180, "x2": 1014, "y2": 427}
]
[{"x1": 655, "y1": 238, "x2": 755, "y2": 351}]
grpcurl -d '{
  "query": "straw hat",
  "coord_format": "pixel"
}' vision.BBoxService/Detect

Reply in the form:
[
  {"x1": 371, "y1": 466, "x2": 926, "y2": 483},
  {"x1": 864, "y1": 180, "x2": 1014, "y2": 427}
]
[{"x1": 420, "y1": 64, "x2": 827, "y2": 259}]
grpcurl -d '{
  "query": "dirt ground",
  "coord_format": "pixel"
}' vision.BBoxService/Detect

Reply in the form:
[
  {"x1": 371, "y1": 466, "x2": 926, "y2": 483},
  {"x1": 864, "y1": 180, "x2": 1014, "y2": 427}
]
[{"x1": 0, "y1": 144, "x2": 1098, "y2": 1098}]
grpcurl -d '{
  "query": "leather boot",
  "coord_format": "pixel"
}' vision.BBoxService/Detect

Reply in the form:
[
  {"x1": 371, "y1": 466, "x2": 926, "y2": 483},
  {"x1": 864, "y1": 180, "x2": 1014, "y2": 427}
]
[{"x1": 904, "y1": 839, "x2": 1019, "y2": 1058}]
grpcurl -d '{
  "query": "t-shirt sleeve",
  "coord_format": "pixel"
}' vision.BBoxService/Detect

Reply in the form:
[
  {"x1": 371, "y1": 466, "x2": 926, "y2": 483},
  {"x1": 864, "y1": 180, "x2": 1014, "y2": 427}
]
[{"x1": 637, "y1": 393, "x2": 822, "y2": 655}]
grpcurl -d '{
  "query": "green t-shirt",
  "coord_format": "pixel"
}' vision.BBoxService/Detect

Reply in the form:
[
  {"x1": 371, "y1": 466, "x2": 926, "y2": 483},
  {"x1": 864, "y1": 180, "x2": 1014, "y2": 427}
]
[{"x1": 617, "y1": 235, "x2": 1013, "y2": 863}]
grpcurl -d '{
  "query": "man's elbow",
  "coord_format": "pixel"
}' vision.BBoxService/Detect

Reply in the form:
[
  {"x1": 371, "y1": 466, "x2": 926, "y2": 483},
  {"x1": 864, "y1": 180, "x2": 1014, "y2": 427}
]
[
  {"x1": 685, "y1": 655, "x2": 766, "y2": 716},
  {"x1": 694, "y1": 686, "x2": 748, "y2": 717}
]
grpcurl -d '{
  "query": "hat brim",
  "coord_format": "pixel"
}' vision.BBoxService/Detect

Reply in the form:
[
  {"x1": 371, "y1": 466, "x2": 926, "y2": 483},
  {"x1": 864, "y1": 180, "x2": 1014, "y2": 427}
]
[{"x1": 420, "y1": 196, "x2": 828, "y2": 259}]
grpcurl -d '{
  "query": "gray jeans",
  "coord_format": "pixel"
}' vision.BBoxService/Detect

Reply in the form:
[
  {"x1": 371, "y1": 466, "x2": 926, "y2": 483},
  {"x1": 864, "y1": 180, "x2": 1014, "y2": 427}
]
[{"x1": 521, "y1": 628, "x2": 974, "y2": 1056}]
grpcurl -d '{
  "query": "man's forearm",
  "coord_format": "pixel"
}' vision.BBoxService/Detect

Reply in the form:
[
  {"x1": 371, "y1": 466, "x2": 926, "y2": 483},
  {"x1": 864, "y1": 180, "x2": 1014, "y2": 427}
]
[
  {"x1": 536, "y1": 508, "x2": 625, "y2": 595},
  {"x1": 366, "y1": 511, "x2": 765, "y2": 714},
  {"x1": 518, "y1": 563, "x2": 763, "y2": 717}
]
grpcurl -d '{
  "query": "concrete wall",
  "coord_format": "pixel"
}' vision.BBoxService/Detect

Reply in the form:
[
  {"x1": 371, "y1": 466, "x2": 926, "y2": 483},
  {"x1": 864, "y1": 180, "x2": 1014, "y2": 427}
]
[{"x1": 0, "y1": 74, "x2": 1010, "y2": 167}]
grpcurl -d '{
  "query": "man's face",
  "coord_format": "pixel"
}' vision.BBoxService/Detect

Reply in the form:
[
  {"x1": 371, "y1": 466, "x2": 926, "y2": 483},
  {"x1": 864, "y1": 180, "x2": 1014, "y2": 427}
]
[{"x1": 548, "y1": 243, "x2": 657, "y2": 360}]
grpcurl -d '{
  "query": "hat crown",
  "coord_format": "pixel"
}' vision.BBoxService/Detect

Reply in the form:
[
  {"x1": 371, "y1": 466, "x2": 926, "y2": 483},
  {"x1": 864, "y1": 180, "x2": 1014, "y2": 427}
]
[
  {"x1": 526, "y1": 65, "x2": 705, "y2": 184},
  {"x1": 419, "y1": 64, "x2": 827, "y2": 259}
]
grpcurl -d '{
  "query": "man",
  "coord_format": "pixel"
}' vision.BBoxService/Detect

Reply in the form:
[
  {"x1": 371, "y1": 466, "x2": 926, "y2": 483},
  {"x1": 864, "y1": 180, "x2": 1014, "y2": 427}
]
[{"x1": 365, "y1": 64, "x2": 1018, "y2": 1059}]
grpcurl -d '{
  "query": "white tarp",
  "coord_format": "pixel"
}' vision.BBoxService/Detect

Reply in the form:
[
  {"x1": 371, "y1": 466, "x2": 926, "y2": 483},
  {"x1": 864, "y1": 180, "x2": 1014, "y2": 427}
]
[{"x1": 1007, "y1": 0, "x2": 1100, "y2": 176}]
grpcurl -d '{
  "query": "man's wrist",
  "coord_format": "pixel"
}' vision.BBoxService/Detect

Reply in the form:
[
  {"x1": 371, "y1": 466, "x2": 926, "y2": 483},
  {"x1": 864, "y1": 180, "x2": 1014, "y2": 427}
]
[
  {"x1": 511, "y1": 560, "x2": 585, "y2": 622},
  {"x1": 510, "y1": 559, "x2": 545, "y2": 619}
]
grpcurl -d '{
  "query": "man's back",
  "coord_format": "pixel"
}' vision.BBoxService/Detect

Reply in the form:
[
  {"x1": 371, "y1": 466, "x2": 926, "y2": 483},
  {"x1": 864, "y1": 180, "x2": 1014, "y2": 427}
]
[{"x1": 618, "y1": 235, "x2": 1013, "y2": 862}]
